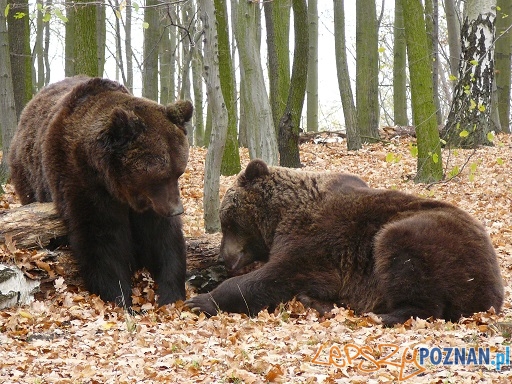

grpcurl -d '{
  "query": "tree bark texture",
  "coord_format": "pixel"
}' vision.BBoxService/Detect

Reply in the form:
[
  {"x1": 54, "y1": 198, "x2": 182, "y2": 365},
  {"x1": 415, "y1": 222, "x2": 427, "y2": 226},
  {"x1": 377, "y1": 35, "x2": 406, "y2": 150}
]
[
  {"x1": 232, "y1": 0, "x2": 278, "y2": 165},
  {"x1": 444, "y1": 0, "x2": 461, "y2": 77},
  {"x1": 441, "y1": 5, "x2": 496, "y2": 148},
  {"x1": 215, "y1": 0, "x2": 241, "y2": 176},
  {"x1": 355, "y1": 0, "x2": 380, "y2": 142},
  {"x1": 306, "y1": 0, "x2": 318, "y2": 132},
  {"x1": 393, "y1": 0, "x2": 408, "y2": 127},
  {"x1": 495, "y1": 0, "x2": 511, "y2": 133},
  {"x1": 401, "y1": 0, "x2": 443, "y2": 183},
  {"x1": 74, "y1": 0, "x2": 99, "y2": 76},
  {"x1": 333, "y1": 0, "x2": 360, "y2": 151},
  {"x1": 7, "y1": 0, "x2": 32, "y2": 119},
  {"x1": 0, "y1": 0, "x2": 18, "y2": 181},
  {"x1": 142, "y1": 0, "x2": 159, "y2": 101},
  {"x1": 278, "y1": 0, "x2": 308, "y2": 168},
  {"x1": 199, "y1": 0, "x2": 228, "y2": 233}
]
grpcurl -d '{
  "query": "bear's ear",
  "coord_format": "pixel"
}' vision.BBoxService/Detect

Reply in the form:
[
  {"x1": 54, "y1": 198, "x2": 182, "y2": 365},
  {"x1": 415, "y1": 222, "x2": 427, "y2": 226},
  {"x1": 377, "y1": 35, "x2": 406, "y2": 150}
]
[
  {"x1": 100, "y1": 107, "x2": 146, "y2": 152},
  {"x1": 166, "y1": 100, "x2": 194, "y2": 127},
  {"x1": 243, "y1": 159, "x2": 270, "y2": 182}
]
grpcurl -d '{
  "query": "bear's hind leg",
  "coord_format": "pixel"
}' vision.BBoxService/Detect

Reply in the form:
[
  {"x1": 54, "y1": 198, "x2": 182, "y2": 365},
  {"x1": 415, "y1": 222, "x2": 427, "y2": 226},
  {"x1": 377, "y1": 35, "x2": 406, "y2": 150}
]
[{"x1": 131, "y1": 210, "x2": 186, "y2": 305}]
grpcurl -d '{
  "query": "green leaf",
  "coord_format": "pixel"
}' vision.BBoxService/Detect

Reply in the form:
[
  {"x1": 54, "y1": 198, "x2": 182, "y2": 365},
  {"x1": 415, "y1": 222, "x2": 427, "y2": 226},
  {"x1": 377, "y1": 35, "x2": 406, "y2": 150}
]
[
  {"x1": 378, "y1": 46, "x2": 386, "y2": 53},
  {"x1": 478, "y1": 104, "x2": 486, "y2": 112},
  {"x1": 487, "y1": 131, "x2": 495, "y2": 142},
  {"x1": 496, "y1": 157, "x2": 504, "y2": 165},
  {"x1": 409, "y1": 143, "x2": 418, "y2": 157},
  {"x1": 14, "y1": 11, "x2": 25, "y2": 19},
  {"x1": 54, "y1": 8, "x2": 68, "y2": 23},
  {"x1": 42, "y1": 12, "x2": 51, "y2": 22},
  {"x1": 133, "y1": 2, "x2": 140, "y2": 12},
  {"x1": 449, "y1": 74, "x2": 458, "y2": 81},
  {"x1": 448, "y1": 166, "x2": 460, "y2": 179},
  {"x1": 432, "y1": 153, "x2": 439, "y2": 164},
  {"x1": 470, "y1": 59, "x2": 479, "y2": 66},
  {"x1": 115, "y1": 10, "x2": 121, "y2": 19},
  {"x1": 459, "y1": 130, "x2": 469, "y2": 138},
  {"x1": 4, "y1": 3, "x2": 10, "y2": 17},
  {"x1": 469, "y1": 99, "x2": 476, "y2": 110},
  {"x1": 142, "y1": 21, "x2": 149, "y2": 29}
]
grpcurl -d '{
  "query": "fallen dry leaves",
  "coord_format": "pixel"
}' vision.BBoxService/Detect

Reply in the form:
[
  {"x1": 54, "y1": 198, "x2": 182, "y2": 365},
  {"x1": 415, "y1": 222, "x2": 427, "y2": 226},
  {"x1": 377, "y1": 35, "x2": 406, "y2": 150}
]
[{"x1": 1, "y1": 133, "x2": 512, "y2": 383}]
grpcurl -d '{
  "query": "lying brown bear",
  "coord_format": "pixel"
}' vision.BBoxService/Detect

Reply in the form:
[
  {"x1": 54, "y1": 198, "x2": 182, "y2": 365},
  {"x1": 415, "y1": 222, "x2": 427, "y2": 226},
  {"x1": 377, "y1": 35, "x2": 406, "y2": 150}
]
[
  {"x1": 186, "y1": 159, "x2": 504, "y2": 325},
  {"x1": 9, "y1": 76, "x2": 192, "y2": 307}
]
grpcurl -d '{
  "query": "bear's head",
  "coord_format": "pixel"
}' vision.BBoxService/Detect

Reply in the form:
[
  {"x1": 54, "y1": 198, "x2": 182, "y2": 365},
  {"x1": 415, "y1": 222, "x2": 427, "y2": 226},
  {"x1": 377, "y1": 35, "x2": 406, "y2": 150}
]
[
  {"x1": 98, "y1": 98, "x2": 193, "y2": 217},
  {"x1": 219, "y1": 159, "x2": 272, "y2": 274}
]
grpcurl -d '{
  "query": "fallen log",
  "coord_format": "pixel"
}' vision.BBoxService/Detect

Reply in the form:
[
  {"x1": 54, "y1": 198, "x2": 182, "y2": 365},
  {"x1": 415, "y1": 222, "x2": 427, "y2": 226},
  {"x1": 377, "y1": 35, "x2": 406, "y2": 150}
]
[{"x1": 0, "y1": 202, "x2": 226, "y2": 292}]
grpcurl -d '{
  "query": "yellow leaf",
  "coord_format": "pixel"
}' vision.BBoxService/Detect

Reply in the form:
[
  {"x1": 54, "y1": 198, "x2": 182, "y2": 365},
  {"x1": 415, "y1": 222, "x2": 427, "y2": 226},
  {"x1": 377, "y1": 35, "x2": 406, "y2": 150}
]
[{"x1": 19, "y1": 311, "x2": 33, "y2": 319}]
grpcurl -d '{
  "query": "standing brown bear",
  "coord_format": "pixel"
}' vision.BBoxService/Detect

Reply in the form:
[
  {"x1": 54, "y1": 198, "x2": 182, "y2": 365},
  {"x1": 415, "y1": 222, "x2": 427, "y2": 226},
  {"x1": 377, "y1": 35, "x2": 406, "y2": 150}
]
[
  {"x1": 9, "y1": 76, "x2": 193, "y2": 307},
  {"x1": 186, "y1": 159, "x2": 504, "y2": 325}
]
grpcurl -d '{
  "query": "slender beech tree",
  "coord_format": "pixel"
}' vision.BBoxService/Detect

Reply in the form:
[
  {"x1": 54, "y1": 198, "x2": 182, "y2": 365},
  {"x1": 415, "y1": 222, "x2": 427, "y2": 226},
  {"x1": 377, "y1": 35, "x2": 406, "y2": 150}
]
[
  {"x1": 264, "y1": 0, "x2": 291, "y2": 132},
  {"x1": 401, "y1": 0, "x2": 443, "y2": 182},
  {"x1": 125, "y1": 0, "x2": 133, "y2": 92},
  {"x1": 65, "y1": 0, "x2": 75, "y2": 76},
  {"x1": 393, "y1": 0, "x2": 408, "y2": 126},
  {"x1": 306, "y1": 0, "x2": 318, "y2": 132},
  {"x1": 199, "y1": 0, "x2": 228, "y2": 233},
  {"x1": 232, "y1": 0, "x2": 278, "y2": 165},
  {"x1": 7, "y1": 0, "x2": 32, "y2": 119},
  {"x1": 425, "y1": 0, "x2": 442, "y2": 124},
  {"x1": 215, "y1": 0, "x2": 241, "y2": 176},
  {"x1": 442, "y1": 0, "x2": 497, "y2": 148},
  {"x1": 444, "y1": 0, "x2": 461, "y2": 77},
  {"x1": 356, "y1": 0, "x2": 380, "y2": 142},
  {"x1": 278, "y1": 0, "x2": 308, "y2": 167},
  {"x1": 0, "y1": 0, "x2": 18, "y2": 183},
  {"x1": 142, "y1": 0, "x2": 159, "y2": 100},
  {"x1": 333, "y1": 0, "x2": 360, "y2": 150},
  {"x1": 34, "y1": 1, "x2": 45, "y2": 91},
  {"x1": 97, "y1": 1, "x2": 106, "y2": 76},
  {"x1": 495, "y1": 0, "x2": 511, "y2": 133},
  {"x1": 74, "y1": 0, "x2": 99, "y2": 76}
]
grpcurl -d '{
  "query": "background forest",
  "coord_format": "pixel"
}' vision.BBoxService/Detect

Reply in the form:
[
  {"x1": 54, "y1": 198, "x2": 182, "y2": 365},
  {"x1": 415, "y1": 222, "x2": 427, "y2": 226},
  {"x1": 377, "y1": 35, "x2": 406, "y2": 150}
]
[{"x1": 0, "y1": 0, "x2": 511, "y2": 230}]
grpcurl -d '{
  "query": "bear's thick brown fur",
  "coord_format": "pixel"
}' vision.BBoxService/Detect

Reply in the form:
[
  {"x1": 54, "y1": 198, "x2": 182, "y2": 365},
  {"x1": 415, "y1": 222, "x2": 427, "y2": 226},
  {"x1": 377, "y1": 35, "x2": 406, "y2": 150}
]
[
  {"x1": 9, "y1": 76, "x2": 193, "y2": 307},
  {"x1": 186, "y1": 159, "x2": 504, "y2": 325}
]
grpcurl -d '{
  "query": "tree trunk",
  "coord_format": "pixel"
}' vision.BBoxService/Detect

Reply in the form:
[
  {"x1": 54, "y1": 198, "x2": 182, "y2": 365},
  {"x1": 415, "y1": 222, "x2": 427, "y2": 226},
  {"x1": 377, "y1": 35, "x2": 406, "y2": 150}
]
[
  {"x1": 495, "y1": 0, "x2": 511, "y2": 133},
  {"x1": 264, "y1": 0, "x2": 291, "y2": 134},
  {"x1": 356, "y1": 0, "x2": 380, "y2": 142},
  {"x1": 96, "y1": 2, "x2": 106, "y2": 76},
  {"x1": 0, "y1": 0, "x2": 18, "y2": 183},
  {"x1": 65, "y1": 0, "x2": 75, "y2": 77},
  {"x1": 306, "y1": 0, "x2": 318, "y2": 132},
  {"x1": 277, "y1": 0, "x2": 308, "y2": 168},
  {"x1": 179, "y1": 1, "x2": 192, "y2": 105},
  {"x1": 333, "y1": 0, "x2": 360, "y2": 151},
  {"x1": 199, "y1": 0, "x2": 229, "y2": 233},
  {"x1": 215, "y1": 0, "x2": 241, "y2": 176},
  {"x1": 34, "y1": 1, "x2": 44, "y2": 91},
  {"x1": 393, "y1": 0, "x2": 408, "y2": 126},
  {"x1": 424, "y1": 0, "x2": 442, "y2": 125},
  {"x1": 7, "y1": 0, "x2": 32, "y2": 119},
  {"x1": 192, "y1": 47, "x2": 204, "y2": 146},
  {"x1": 444, "y1": 0, "x2": 461, "y2": 78},
  {"x1": 401, "y1": 0, "x2": 443, "y2": 183},
  {"x1": 74, "y1": 0, "x2": 99, "y2": 76},
  {"x1": 441, "y1": 0, "x2": 497, "y2": 148},
  {"x1": 112, "y1": 0, "x2": 126, "y2": 85},
  {"x1": 43, "y1": 0, "x2": 51, "y2": 85},
  {"x1": 232, "y1": 0, "x2": 278, "y2": 165},
  {"x1": 125, "y1": 0, "x2": 133, "y2": 92},
  {"x1": 142, "y1": 0, "x2": 159, "y2": 101}
]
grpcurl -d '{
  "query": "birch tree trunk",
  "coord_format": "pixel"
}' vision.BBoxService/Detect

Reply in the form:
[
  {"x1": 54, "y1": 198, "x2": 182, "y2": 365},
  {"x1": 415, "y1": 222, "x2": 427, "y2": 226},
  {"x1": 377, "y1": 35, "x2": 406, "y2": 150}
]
[
  {"x1": 333, "y1": 0, "x2": 360, "y2": 151},
  {"x1": 199, "y1": 0, "x2": 228, "y2": 233},
  {"x1": 306, "y1": 0, "x2": 318, "y2": 132},
  {"x1": 232, "y1": 0, "x2": 278, "y2": 165},
  {"x1": 0, "y1": 0, "x2": 18, "y2": 183},
  {"x1": 401, "y1": 0, "x2": 443, "y2": 183},
  {"x1": 393, "y1": 0, "x2": 408, "y2": 126},
  {"x1": 441, "y1": 0, "x2": 497, "y2": 148}
]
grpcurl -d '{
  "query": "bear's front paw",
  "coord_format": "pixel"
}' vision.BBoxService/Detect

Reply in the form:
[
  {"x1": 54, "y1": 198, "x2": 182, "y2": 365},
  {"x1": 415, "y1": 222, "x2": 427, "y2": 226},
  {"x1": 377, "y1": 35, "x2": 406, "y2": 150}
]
[{"x1": 185, "y1": 294, "x2": 220, "y2": 316}]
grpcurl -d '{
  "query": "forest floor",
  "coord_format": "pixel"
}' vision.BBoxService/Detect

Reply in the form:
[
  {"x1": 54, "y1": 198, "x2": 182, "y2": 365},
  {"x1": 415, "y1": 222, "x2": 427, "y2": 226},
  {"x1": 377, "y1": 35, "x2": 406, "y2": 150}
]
[{"x1": 0, "y1": 133, "x2": 512, "y2": 383}]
